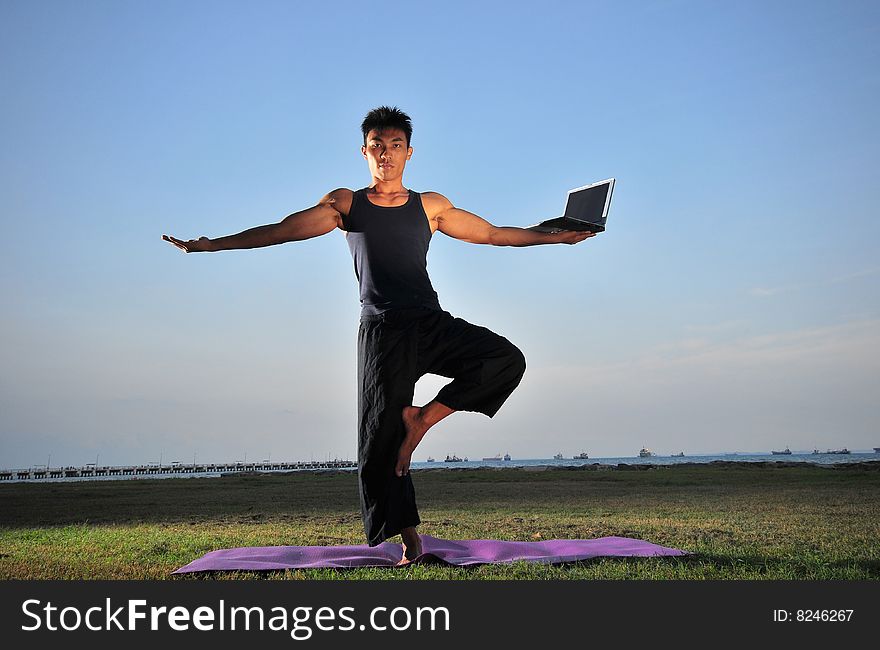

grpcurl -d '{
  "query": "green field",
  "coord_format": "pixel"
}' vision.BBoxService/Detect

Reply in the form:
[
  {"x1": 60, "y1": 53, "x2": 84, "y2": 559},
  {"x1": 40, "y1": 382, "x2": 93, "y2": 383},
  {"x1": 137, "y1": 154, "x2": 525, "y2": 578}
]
[{"x1": 1, "y1": 462, "x2": 878, "y2": 580}]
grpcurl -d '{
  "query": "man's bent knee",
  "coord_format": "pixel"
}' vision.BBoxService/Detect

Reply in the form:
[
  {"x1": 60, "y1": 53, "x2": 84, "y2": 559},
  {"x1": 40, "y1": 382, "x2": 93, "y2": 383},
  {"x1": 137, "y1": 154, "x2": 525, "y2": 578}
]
[{"x1": 509, "y1": 345, "x2": 526, "y2": 381}]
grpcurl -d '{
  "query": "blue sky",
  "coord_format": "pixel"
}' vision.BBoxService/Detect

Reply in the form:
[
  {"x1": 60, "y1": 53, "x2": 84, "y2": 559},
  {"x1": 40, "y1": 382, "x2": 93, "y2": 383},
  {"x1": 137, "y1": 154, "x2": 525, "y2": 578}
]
[{"x1": 1, "y1": 0, "x2": 878, "y2": 468}]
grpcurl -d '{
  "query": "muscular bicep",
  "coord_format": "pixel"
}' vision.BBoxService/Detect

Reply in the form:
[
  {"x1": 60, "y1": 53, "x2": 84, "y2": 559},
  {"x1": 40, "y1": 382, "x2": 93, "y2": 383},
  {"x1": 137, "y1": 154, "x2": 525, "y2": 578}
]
[
  {"x1": 436, "y1": 204, "x2": 498, "y2": 245},
  {"x1": 275, "y1": 191, "x2": 343, "y2": 243}
]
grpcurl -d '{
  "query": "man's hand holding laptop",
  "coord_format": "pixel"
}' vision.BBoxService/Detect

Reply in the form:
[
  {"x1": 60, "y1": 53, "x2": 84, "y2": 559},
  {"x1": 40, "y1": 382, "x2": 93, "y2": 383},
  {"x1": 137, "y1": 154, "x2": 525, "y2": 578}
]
[{"x1": 552, "y1": 230, "x2": 596, "y2": 244}]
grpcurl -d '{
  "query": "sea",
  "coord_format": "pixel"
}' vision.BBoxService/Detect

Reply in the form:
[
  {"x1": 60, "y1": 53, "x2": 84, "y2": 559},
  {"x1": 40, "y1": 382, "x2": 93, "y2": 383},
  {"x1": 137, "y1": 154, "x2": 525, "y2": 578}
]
[
  {"x1": 4, "y1": 451, "x2": 878, "y2": 483},
  {"x1": 411, "y1": 451, "x2": 879, "y2": 470}
]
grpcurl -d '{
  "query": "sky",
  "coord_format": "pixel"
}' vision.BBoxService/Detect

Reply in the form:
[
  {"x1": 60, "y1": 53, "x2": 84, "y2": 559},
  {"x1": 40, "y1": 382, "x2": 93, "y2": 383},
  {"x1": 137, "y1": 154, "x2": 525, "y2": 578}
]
[{"x1": 1, "y1": 0, "x2": 878, "y2": 469}]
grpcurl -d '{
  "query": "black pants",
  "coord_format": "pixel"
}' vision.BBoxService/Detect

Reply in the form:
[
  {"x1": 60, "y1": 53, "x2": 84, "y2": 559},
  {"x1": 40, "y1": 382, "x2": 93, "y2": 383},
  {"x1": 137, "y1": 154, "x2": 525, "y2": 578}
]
[{"x1": 357, "y1": 307, "x2": 527, "y2": 546}]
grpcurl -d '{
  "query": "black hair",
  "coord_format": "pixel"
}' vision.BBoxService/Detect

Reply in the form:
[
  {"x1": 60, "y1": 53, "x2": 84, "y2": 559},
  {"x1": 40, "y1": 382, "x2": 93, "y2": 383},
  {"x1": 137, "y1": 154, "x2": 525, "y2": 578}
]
[{"x1": 361, "y1": 106, "x2": 413, "y2": 147}]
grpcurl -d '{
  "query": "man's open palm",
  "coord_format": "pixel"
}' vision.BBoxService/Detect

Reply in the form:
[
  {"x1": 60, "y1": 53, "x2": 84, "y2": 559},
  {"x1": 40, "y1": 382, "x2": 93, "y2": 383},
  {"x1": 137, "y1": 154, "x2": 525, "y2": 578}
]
[
  {"x1": 162, "y1": 234, "x2": 212, "y2": 253},
  {"x1": 555, "y1": 230, "x2": 595, "y2": 244}
]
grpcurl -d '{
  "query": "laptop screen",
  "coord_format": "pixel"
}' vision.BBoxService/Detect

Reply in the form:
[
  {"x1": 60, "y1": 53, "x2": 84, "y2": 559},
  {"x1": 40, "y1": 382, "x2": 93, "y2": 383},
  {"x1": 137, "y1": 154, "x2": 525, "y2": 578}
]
[{"x1": 563, "y1": 180, "x2": 613, "y2": 225}]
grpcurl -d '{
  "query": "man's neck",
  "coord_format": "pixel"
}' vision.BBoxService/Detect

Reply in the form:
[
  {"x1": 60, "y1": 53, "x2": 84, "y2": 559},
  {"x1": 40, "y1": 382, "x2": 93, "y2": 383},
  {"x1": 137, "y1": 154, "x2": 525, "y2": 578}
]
[{"x1": 368, "y1": 178, "x2": 408, "y2": 195}]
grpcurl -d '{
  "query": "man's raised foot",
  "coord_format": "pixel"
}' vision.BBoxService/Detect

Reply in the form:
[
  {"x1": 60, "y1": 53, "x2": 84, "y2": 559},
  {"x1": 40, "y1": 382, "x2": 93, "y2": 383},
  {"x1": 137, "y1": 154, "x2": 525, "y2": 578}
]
[{"x1": 396, "y1": 401, "x2": 456, "y2": 477}]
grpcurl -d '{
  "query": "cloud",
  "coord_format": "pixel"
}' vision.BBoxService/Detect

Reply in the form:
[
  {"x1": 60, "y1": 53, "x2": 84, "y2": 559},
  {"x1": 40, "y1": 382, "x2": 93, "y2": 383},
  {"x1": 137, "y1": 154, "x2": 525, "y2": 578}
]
[
  {"x1": 684, "y1": 320, "x2": 750, "y2": 333},
  {"x1": 749, "y1": 286, "x2": 784, "y2": 297},
  {"x1": 749, "y1": 266, "x2": 880, "y2": 298},
  {"x1": 503, "y1": 318, "x2": 880, "y2": 455},
  {"x1": 539, "y1": 318, "x2": 880, "y2": 384}
]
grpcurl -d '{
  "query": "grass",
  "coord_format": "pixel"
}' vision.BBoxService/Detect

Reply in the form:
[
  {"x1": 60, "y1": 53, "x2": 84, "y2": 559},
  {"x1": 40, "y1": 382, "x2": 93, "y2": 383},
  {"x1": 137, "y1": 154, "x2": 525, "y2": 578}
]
[{"x1": 1, "y1": 462, "x2": 878, "y2": 580}]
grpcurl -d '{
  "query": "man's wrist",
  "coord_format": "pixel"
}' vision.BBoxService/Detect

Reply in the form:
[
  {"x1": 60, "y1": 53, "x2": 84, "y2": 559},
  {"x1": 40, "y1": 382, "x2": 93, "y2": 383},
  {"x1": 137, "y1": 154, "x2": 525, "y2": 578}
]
[
  {"x1": 511, "y1": 229, "x2": 559, "y2": 246},
  {"x1": 538, "y1": 231, "x2": 562, "y2": 245}
]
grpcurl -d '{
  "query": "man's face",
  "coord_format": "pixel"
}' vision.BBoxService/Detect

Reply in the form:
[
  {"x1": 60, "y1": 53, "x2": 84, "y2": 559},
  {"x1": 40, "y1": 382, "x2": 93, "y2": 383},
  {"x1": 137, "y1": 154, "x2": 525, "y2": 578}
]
[{"x1": 362, "y1": 127, "x2": 413, "y2": 183}]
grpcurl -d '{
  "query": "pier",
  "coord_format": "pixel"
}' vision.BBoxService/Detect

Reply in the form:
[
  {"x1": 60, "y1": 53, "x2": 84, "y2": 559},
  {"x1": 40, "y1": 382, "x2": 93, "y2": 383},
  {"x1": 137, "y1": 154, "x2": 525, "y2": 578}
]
[{"x1": 0, "y1": 459, "x2": 357, "y2": 482}]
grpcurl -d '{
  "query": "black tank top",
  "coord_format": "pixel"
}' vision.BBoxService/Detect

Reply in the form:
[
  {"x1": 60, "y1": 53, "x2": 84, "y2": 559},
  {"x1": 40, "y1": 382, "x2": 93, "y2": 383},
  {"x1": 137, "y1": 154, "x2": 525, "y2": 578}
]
[{"x1": 343, "y1": 188, "x2": 442, "y2": 316}]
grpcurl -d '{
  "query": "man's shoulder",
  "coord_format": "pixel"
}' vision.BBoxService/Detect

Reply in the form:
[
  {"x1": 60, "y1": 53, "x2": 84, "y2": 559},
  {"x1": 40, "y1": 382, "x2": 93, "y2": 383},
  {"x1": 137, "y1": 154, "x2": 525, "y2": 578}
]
[
  {"x1": 325, "y1": 187, "x2": 355, "y2": 201},
  {"x1": 419, "y1": 190, "x2": 450, "y2": 203},
  {"x1": 419, "y1": 191, "x2": 453, "y2": 218},
  {"x1": 320, "y1": 188, "x2": 356, "y2": 216}
]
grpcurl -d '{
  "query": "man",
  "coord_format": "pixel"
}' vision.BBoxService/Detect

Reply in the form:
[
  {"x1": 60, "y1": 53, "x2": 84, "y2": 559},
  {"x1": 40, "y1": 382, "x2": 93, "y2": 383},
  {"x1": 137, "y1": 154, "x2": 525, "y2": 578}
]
[{"x1": 163, "y1": 106, "x2": 594, "y2": 564}]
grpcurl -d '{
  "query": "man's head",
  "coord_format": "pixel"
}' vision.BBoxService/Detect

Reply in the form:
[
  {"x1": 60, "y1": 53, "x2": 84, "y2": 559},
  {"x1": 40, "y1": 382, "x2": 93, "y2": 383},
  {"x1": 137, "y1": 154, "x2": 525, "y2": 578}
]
[
  {"x1": 361, "y1": 105, "x2": 413, "y2": 148},
  {"x1": 361, "y1": 106, "x2": 414, "y2": 183}
]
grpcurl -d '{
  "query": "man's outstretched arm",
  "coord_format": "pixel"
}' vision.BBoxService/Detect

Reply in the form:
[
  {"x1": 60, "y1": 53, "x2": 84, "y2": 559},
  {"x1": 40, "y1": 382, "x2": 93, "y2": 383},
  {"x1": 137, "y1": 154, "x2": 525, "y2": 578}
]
[
  {"x1": 162, "y1": 189, "x2": 346, "y2": 252},
  {"x1": 432, "y1": 194, "x2": 595, "y2": 247}
]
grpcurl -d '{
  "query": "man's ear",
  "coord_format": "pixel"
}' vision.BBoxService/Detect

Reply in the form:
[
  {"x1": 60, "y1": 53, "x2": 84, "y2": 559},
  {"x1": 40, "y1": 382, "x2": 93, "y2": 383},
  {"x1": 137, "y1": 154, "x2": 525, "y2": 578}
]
[
  {"x1": 406, "y1": 147, "x2": 413, "y2": 160},
  {"x1": 361, "y1": 145, "x2": 368, "y2": 159}
]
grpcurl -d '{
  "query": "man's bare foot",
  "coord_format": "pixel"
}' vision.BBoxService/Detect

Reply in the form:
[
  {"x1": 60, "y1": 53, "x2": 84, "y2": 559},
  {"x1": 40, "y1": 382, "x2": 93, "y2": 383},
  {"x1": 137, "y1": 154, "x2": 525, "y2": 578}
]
[
  {"x1": 396, "y1": 401, "x2": 456, "y2": 477},
  {"x1": 396, "y1": 406, "x2": 426, "y2": 477},
  {"x1": 398, "y1": 527, "x2": 422, "y2": 565}
]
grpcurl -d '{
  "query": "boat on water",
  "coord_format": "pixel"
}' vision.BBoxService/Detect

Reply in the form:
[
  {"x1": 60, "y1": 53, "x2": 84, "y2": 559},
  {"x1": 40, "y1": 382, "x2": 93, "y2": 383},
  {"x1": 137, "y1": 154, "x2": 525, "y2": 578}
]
[
  {"x1": 573, "y1": 452, "x2": 589, "y2": 459},
  {"x1": 444, "y1": 455, "x2": 463, "y2": 462},
  {"x1": 553, "y1": 453, "x2": 564, "y2": 460},
  {"x1": 771, "y1": 447, "x2": 792, "y2": 455},
  {"x1": 639, "y1": 448, "x2": 653, "y2": 458},
  {"x1": 825, "y1": 448, "x2": 850, "y2": 455},
  {"x1": 504, "y1": 453, "x2": 511, "y2": 461},
  {"x1": 671, "y1": 452, "x2": 685, "y2": 457},
  {"x1": 426, "y1": 456, "x2": 435, "y2": 462},
  {"x1": 874, "y1": 448, "x2": 880, "y2": 453},
  {"x1": 482, "y1": 453, "x2": 503, "y2": 461}
]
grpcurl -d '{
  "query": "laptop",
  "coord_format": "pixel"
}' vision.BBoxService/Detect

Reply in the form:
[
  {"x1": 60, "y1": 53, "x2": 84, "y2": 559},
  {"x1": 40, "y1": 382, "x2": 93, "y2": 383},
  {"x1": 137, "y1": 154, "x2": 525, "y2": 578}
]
[{"x1": 526, "y1": 178, "x2": 615, "y2": 233}]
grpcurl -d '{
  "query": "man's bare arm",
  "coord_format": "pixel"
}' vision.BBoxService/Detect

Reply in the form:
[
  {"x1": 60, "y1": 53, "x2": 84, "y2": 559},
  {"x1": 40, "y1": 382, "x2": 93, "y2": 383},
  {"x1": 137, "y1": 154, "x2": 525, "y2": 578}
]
[
  {"x1": 162, "y1": 189, "x2": 346, "y2": 253},
  {"x1": 433, "y1": 194, "x2": 595, "y2": 247}
]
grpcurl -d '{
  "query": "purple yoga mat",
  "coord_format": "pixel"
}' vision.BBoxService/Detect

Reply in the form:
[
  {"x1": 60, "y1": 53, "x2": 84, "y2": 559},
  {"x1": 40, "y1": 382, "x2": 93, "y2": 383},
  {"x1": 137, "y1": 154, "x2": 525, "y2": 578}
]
[{"x1": 172, "y1": 535, "x2": 689, "y2": 573}]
